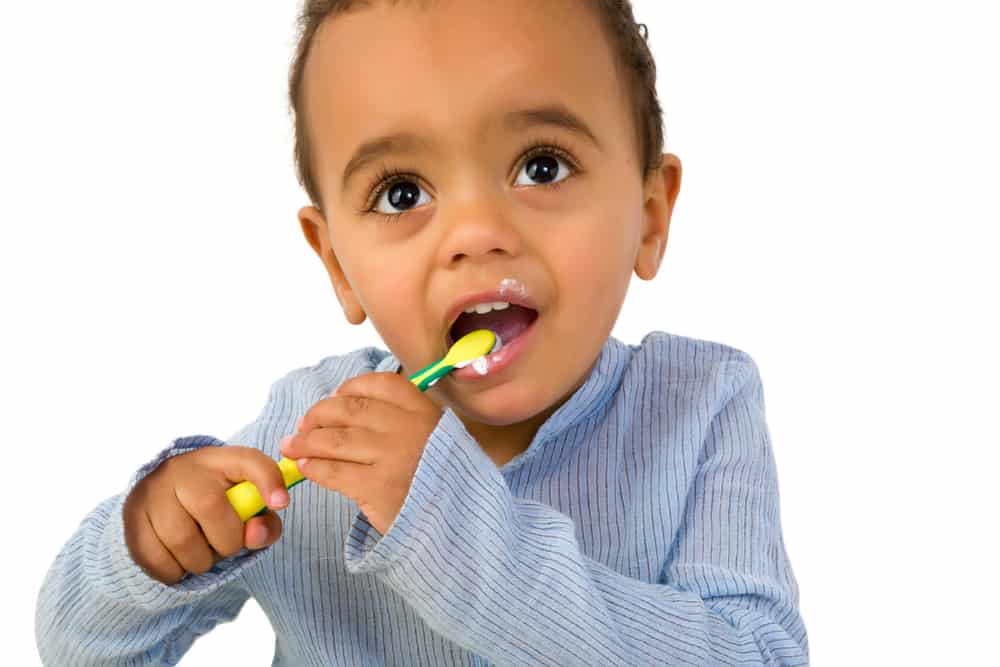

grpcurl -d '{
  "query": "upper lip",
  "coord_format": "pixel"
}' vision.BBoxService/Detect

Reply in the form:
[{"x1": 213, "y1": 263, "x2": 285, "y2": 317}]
[{"x1": 443, "y1": 289, "x2": 539, "y2": 338}]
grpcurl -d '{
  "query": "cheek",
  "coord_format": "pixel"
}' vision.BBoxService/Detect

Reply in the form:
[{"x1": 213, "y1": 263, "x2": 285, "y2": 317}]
[
  {"x1": 548, "y1": 231, "x2": 630, "y2": 351},
  {"x1": 332, "y1": 226, "x2": 417, "y2": 308},
  {"x1": 352, "y1": 253, "x2": 431, "y2": 356},
  {"x1": 553, "y1": 218, "x2": 633, "y2": 295},
  {"x1": 362, "y1": 262, "x2": 418, "y2": 324}
]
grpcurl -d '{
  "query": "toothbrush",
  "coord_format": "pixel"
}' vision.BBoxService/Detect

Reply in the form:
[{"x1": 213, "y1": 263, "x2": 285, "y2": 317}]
[{"x1": 225, "y1": 329, "x2": 500, "y2": 521}]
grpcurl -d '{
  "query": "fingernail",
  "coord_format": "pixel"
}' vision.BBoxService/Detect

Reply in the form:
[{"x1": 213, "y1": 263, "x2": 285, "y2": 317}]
[
  {"x1": 270, "y1": 489, "x2": 289, "y2": 508},
  {"x1": 280, "y1": 434, "x2": 293, "y2": 450},
  {"x1": 296, "y1": 416, "x2": 305, "y2": 432}
]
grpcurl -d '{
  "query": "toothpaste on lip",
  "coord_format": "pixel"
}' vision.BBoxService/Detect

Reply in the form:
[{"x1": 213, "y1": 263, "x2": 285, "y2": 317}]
[{"x1": 498, "y1": 278, "x2": 529, "y2": 299}]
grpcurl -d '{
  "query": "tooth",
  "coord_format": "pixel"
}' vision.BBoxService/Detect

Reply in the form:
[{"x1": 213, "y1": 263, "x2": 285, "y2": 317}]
[{"x1": 461, "y1": 301, "x2": 510, "y2": 315}]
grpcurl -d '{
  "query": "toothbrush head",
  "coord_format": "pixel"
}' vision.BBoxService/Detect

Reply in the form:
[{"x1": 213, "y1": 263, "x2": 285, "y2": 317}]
[
  {"x1": 452, "y1": 331, "x2": 502, "y2": 369},
  {"x1": 408, "y1": 329, "x2": 500, "y2": 391}
]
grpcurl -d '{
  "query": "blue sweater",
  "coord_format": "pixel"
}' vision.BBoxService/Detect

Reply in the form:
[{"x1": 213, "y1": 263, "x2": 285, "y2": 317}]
[{"x1": 36, "y1": 332, "x2": 809, "y2": 665}]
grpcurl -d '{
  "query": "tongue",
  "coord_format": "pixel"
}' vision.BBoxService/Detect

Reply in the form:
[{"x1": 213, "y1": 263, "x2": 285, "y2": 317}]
[{"x1": 449, "y1": 305, "x2": 538, "y2": 347}]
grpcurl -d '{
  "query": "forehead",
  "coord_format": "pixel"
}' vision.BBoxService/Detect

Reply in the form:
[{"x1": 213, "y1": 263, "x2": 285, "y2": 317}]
[{"x1": 302, "y1": 0, "x2": 629, "y2": 190}]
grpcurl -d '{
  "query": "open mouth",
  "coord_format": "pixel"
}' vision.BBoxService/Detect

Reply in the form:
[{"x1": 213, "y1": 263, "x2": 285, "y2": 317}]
[{"x1": 446, "y1": 304, "x2": 539, "y2": 351}]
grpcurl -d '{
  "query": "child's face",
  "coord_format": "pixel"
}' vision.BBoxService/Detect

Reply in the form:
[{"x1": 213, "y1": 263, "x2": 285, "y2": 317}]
[{"x1": 298, "y1": 0, "x2": 680, "y2": 433}]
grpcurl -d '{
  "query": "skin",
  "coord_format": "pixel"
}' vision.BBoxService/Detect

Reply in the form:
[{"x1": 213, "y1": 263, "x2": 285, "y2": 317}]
[{"x1": 295, "y1": 0, "x2": 681, "y2": 469}]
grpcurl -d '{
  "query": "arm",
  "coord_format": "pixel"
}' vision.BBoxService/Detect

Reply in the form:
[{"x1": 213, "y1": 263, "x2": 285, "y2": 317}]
[
  {"x1": 35, "y1": 428, "x2": 266, "y2": 666},
  {"x1": 659, "y1": 360, "x2": 808, "y2": 665},
  {"x1": 343, "y1": 362, "x2": 808, "y2": 666}
]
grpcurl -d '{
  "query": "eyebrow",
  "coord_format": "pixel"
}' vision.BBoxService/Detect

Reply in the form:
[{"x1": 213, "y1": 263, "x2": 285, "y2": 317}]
[{"x1": 340, "y1": 103, "x2": 602, "y2": 196}]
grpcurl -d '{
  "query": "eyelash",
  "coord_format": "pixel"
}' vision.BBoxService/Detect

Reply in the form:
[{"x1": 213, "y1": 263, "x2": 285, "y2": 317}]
[{"x1": 360, "y1": 136, "x2": 581, "y2": 223}]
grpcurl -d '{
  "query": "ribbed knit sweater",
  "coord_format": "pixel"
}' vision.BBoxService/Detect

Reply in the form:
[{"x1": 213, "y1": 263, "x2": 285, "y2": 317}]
[{"x1": 36, "y1": 331, "x2": 809, "y2": 665}]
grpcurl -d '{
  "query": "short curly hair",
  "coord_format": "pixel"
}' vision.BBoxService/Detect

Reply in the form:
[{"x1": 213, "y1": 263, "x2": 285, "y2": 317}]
[{"x1": 288, "y1": 0, "x2": 665, "y2": 212}]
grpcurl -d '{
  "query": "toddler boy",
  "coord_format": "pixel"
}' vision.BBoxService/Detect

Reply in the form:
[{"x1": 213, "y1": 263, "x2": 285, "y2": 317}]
[{"x1": 37, "y1": 1, "x2": 809, "y2": 664}]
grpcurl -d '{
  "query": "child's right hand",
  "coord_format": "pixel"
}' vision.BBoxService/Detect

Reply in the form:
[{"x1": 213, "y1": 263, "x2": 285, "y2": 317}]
[{"x1": 123, "y1": 446, "x2": 289, "y2": 585}]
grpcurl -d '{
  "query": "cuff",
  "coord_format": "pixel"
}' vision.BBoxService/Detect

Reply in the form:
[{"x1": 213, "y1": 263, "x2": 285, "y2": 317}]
[
  {"x1": 125, "y1": 434, "x2": 224, "y2": 495},
  {"x1": 343, "y1": 408, "x2": 491, "y2": 575}
]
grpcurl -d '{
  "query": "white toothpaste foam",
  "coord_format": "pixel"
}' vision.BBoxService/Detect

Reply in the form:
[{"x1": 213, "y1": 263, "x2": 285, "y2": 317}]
[
  {"x1": 471, "y1": 356, "x2": 489, "y2": 375},
  {"x1": 498, "y1": 278, "x2": 528, "y2": 299}
]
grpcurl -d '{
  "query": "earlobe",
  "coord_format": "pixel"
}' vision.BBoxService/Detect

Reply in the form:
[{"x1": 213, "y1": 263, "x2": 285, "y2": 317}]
[
  {"x1": 297, "y1": 205, "x2": 367, "y2": 325},
  {"x1": 634, "y1": 154, "x2": 682, "y2": 281}
]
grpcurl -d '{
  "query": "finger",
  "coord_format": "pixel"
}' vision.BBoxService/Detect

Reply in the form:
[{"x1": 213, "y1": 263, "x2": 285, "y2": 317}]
[
  {"x1": 281, "y1": 425, "x2": 381, "y2": 464},
  {"x1": 148, "y1": 492, "x2": 217, "y2": 576},
  {"x1": 335, "y1": 371, "x2": 425, "y2": 411},
  {"x1": 202, "y1": 445, "x2": 291, "y2": 511},
  {"x1": 299, "y1": 393, "x2": 408, "y2": 436},
  {"x1": 174, "y1": 476, "x2": 246, "y2": 559},
  {"x1": 296, "y1": 456, "x2": 373, "y2": 499},
  {"x1": 244, "y1": 511, "x2": 283, "y2": 550},
  {"x1": 130, "y1": 506, "x2": 186, "y2": 584}
]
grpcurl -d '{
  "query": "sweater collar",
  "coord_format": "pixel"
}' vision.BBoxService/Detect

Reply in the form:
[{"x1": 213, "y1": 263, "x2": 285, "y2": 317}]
[{"x1": 373, "y1": 336, "x2": 631, "y2": 465}]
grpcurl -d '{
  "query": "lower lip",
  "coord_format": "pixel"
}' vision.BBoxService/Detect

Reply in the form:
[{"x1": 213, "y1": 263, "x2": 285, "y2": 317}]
[{"x1": 450, "y1": 318, "x2": 538, "y2": 382}]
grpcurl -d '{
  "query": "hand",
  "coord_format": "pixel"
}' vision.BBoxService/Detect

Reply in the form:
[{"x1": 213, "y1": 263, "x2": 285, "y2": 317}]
[
  {"x1": 123, "y1": 446, "x2": 289, "y2": 585},
  {"x1": 280, "y1": 371, "x2": 443, "y2": 535}
]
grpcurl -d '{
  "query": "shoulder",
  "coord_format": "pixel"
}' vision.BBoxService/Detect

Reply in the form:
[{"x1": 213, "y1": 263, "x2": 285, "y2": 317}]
[
  {"x1": 625, "y1": 330, "x2": 764, "y2": 412},
  {"x1": 221, "y1": 346, "x2": 392, "y2": 456},
  {"x1": 257, "y1": 346, "x2": 391, "y2": 422}
]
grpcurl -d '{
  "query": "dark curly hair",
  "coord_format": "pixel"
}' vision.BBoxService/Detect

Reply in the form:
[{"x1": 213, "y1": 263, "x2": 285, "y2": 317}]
[{"x1": 288, "y1": 0, "x2": 664, "y2": 212}]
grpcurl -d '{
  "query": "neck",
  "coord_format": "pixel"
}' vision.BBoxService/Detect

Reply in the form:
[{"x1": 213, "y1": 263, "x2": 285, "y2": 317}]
[{"x1": 458, "y1": 401, "x2": 562, "y2": 467}]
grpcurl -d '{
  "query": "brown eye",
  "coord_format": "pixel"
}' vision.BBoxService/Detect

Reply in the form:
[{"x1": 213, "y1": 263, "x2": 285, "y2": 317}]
[
  {"x1": 373, "y1": 179, "x2": 430, "y2": 215},
  {"x1": 515, "y1": 152, "x2": 571, "y2": 187}
]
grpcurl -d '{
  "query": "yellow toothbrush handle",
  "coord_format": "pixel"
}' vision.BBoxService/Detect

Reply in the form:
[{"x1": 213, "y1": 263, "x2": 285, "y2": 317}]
[{"x1": 226, "y1": 457, "x2": 305, "y2": 522}]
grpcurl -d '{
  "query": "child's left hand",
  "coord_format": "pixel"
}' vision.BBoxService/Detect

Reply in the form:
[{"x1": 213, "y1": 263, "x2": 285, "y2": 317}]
[{"x1": 279, "y1": 372, "x2": 443, "y2": 535}]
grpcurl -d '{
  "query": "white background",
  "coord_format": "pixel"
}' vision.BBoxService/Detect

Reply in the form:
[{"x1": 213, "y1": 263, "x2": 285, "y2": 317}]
[{"x1": 3, "y1": 1, "x2": 997, "y2": 664}]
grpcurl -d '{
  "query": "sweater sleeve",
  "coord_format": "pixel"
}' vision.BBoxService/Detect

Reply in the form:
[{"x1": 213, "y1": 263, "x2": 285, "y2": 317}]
[
  {"x1": 35, "y1": 420, "x2": 272, "y2": 666},
  {"x1": 342, "y1": 361, "x2": 809, "y2": 666}
]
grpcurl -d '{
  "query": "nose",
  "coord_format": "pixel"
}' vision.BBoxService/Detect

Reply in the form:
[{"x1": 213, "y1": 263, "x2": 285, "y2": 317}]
[{"x1": 436, "y1": 193, "x2": 522, "y2": 267}]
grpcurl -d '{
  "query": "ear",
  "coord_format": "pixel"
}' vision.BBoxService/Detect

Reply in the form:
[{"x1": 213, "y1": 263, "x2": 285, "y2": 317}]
[
  {"x1": 297, "y1": 205, "x2": 367, "y2": 325},
  {"x1": 634, "y1": 153, "x2": 682, "y2": 281}
]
